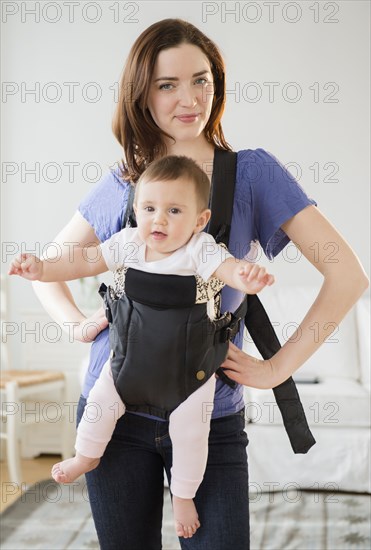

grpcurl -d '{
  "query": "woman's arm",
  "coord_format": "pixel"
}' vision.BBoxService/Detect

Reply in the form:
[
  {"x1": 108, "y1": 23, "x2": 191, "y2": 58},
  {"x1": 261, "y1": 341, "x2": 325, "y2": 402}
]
[
  {"x1": 32, "y1": 211, "x2": 108, "y2": 342},
  {"x1": 221, "y1": 205, "x2": 369, "y2": 389}
]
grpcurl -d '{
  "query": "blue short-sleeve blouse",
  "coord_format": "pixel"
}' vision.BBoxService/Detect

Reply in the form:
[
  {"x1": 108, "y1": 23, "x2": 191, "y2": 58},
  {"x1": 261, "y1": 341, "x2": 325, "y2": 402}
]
[{"x1": 78, "y1": 148, "x2": 317, "y2": 419}]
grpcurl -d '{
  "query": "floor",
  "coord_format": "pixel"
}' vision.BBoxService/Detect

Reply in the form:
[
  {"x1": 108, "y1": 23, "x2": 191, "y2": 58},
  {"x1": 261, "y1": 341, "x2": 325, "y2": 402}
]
[
  {"x1": 1, "y1": 457, "x2": 370, "y2": 550},
  {"x1": 0, "y1": 455, "x2": 57, "y2": 513}
]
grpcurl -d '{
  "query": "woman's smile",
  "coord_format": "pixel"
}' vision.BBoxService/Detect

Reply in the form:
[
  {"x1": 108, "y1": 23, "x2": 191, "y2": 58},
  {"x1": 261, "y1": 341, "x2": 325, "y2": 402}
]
[{"x1": 175, "y1": 113, "x2": 201, "y2": 123}]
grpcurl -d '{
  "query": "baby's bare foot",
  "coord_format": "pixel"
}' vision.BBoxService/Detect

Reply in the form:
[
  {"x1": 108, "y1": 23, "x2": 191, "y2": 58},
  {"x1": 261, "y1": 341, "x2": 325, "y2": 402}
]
[
  {"x1": 172, "y1": 495, "x2": 201, "y2": 539},
  {"x1": 51, "y1": 454, "x2": 100, "y2": 483}
]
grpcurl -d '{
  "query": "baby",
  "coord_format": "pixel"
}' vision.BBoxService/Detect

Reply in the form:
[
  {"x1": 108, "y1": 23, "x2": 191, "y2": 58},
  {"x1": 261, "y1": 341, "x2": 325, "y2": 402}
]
[{"x1": 9, "y1": 155, "x2": 274, "y2": 539}]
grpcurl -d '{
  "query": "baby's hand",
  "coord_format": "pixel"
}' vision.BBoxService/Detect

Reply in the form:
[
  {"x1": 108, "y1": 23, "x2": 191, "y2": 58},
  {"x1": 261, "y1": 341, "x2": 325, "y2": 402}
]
[
  {"x1": 238, "y1": 263, "x2": 275, "y2": 294},
  {"x1": 8, "y1": 253, "x2": 44, "y2": 281}
]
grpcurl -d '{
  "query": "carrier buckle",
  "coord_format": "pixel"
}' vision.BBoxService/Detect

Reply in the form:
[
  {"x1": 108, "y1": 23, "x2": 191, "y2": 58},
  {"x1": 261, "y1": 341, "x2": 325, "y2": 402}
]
[{"x1": 220, "y1": 315, "x2": 241, "y2": 343}]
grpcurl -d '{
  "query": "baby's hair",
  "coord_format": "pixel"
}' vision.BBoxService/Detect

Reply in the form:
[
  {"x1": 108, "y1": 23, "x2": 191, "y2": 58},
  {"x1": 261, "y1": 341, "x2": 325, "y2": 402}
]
[{"x1": 134, "y1": 156, "x2": 210, "y2": 211}]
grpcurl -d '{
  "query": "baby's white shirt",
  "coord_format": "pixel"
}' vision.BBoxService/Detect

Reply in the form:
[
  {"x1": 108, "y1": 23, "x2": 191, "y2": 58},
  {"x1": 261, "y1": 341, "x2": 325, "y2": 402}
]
[{"x1": 100, "y1": 228, "x2": 232, "y2": 282}]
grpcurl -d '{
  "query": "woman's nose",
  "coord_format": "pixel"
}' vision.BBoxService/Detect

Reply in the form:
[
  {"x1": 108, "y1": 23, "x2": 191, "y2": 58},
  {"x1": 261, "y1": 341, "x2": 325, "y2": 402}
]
[{"x1": 178, "y1": 85, "x2": 197, "y2": 108}]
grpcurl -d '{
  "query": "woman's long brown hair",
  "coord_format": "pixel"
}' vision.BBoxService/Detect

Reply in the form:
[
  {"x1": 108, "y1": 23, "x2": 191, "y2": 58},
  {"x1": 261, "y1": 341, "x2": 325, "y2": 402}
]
[{"x1": 112, "y1": 18, "x2": 231, "y2": 183}]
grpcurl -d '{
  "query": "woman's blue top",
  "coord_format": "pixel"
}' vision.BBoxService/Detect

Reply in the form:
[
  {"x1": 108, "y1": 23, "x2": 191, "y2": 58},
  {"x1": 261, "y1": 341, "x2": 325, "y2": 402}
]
[{"x1": 78, "y1": 148, "x2": 317, "y2": 420}]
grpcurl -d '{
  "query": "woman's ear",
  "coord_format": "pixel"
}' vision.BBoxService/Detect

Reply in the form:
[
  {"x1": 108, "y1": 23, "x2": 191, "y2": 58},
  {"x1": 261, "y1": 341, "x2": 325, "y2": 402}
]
[{"x1": 194, "y1": 209, "x2": 211, "y2": 233}]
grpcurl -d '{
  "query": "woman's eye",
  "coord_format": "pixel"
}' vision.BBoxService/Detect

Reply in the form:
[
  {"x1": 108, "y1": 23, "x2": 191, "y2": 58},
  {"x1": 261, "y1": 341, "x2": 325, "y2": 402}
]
[
  {"x1": 159, "y1": 83, "x2": 174, "y2": 91},
  {"x1": 195, "y1": 78, "x2": 208, "y2": 85}
]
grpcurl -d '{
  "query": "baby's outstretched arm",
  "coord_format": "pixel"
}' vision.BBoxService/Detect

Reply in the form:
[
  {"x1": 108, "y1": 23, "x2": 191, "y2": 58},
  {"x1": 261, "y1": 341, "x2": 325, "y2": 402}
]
[
  {"x1": 8, "y1": 246, "x2": 108, "y2": 282},
  {"x1": 213, "y1": 258, "x2": 275, "y2": 294},
  {"x1": 9, "y1": 253, "x2": 44, "y2": 280}
]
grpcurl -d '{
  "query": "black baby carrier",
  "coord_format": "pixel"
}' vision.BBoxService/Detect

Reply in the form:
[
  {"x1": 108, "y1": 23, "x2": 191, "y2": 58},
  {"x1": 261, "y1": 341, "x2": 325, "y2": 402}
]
[
  {"x1": 100, "y1": 150, "x2": 316, "y2": 453},
  {"x1": 100, "y1": 268, "x2": 245, "y2": 420}
]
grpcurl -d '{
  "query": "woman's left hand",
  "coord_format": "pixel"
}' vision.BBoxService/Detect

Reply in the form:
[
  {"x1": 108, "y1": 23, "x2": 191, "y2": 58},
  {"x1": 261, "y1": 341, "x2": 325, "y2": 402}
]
[{"x1": 220, "y1": 341, "x2": 281, "y2": 390}]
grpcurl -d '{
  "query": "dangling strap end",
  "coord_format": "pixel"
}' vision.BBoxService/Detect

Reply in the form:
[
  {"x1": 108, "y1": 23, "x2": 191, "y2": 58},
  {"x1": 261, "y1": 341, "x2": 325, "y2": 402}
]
[{"x1": 216, "y1": 367, "x2": 238, "y2": 389}]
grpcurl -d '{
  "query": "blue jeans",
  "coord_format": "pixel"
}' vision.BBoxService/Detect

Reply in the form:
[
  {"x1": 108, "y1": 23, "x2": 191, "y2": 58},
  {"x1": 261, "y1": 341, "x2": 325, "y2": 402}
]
[{"x1": 77, "y1": 395, "x2": 250, "y2": 550}]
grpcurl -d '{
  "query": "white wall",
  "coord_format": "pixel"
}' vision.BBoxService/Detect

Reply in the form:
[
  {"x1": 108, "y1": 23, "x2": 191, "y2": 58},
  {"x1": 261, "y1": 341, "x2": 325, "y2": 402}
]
[{"x1": 1, "y1": 1, "x2": 370, "y2": 368}]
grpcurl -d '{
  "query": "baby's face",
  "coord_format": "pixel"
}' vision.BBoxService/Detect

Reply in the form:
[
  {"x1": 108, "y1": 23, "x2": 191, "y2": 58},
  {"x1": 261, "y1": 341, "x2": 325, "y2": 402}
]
[{"x1": 134, "y1": 177, "x2": 208, "y2": 261}]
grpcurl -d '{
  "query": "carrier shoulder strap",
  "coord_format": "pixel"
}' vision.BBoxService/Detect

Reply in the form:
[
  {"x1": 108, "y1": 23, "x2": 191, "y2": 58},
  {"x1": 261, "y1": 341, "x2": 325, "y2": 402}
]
[
  {"x1": 207, "y1": 149, "x2": 237, "y2": 246},
  {"x1": 209, "y1": 149, "x2": 315, "y2": 454},
  {"x1": 122, "y1": 183, "x2": 136, "y2": 229}
]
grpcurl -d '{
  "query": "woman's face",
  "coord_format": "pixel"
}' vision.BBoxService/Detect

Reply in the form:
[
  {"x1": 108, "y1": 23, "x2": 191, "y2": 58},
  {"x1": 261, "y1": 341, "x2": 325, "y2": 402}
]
[{"x1": 146, "y1": 44, "x2": 215, "y2": 146}]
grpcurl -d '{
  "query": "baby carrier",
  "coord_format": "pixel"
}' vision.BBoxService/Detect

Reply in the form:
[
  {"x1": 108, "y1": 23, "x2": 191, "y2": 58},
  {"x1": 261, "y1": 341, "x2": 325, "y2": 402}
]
[
  {"x1": 100, "y1": 150, "x2": 316, "y2": 453},
  {"x1": 100, "y1": 268, "x2": 246, "y2": 420}
]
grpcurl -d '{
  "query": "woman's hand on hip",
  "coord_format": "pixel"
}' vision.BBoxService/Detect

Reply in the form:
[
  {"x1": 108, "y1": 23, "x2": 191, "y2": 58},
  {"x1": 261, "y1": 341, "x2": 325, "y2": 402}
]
[
  {"x1": 73, "y1": 306, "x2": 109, "y2": 343},
  {"x1": 220, "y1": 341, "x2": 281, "y2": 390}
]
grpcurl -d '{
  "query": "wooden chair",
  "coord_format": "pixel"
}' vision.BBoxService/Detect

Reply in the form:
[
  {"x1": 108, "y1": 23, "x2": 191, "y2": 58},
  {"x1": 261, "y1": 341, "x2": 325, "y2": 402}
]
[
  {"x1": 1, "y1": 274, "x2": 69, "y2": 485},
  {"x1": 0, "y1": 370, "x2": 69, "y2": 485}
]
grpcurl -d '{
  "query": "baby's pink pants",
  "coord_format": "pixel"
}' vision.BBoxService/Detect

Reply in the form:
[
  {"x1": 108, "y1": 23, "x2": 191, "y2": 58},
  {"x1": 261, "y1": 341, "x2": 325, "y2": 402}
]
[{"x1": 76, "y1": 359, "x2": 216, "y2": 499}]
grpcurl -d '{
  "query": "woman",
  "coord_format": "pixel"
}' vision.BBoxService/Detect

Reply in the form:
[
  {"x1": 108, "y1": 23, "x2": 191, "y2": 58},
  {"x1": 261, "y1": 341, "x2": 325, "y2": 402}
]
[{"x1": 32, "y1": 19, "x2": 369, "y2": 550}]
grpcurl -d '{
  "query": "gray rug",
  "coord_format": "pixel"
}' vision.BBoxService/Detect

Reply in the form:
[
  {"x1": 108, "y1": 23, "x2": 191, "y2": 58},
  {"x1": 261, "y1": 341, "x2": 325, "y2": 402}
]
[{"x1": 0, "y1": 480, "x2": 370, "y2": 549}]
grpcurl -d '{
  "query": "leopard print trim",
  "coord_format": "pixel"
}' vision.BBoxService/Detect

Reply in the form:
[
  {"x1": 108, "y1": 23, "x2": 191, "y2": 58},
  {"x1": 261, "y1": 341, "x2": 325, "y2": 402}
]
[
  {"x1": 110, "y1": 266, "x2": 128, "y2": 299},
  {"x1": 194, "y1": 274, "x2": 224, "y2": 303}
]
